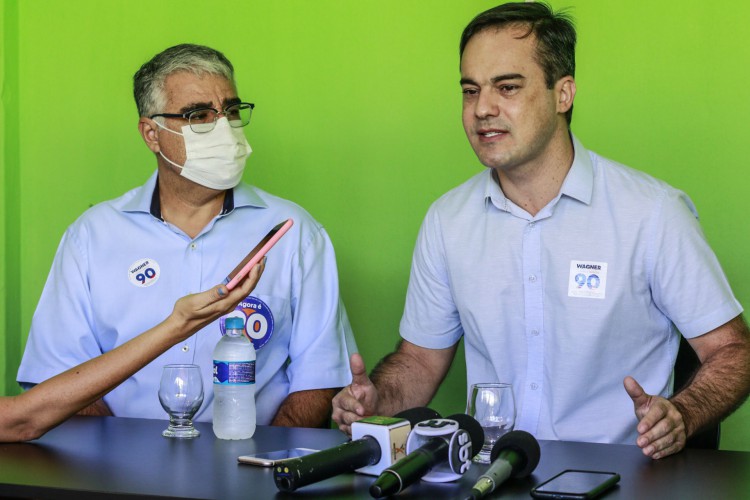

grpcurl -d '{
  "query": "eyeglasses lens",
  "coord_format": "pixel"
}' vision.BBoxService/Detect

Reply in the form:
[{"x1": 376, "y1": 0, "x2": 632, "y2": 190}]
[{"x1": 188, "y1": 103, "x2": 253, "y2": 133}]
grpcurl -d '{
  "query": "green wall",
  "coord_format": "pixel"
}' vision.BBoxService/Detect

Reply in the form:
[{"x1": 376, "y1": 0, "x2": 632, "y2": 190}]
[{"x1": 2, "y1": 0, "x2": 748, "y2": 450}]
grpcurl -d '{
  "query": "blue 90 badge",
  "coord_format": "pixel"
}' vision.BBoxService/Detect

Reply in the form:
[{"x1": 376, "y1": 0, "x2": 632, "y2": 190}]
[
  {"x1": 220, "y1": 295, "x2": 275, "y2": 350},
  {"x1": 128, "y1": 258, "x2": 160, "y2": 288},
  {"x1": 568, "y1": 260, "x2": 608, "y2": 299}
]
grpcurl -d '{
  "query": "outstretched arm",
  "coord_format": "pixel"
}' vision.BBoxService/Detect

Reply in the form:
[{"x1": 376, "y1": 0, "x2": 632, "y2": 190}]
[
  {"x1": 625, "y1": 314, "x2": 750, "y2": 459},
  {"x1": 332, "y1": 339, "x2": 458, "y2": 435},
  {"x1": 0, "y1": 262, "x2": 264, "y2": 442}
]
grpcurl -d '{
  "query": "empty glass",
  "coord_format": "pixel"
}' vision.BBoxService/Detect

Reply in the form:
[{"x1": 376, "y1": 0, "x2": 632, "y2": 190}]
[
  {"x1": 466, "y1": 382, "x2": 516, "y2": 464},
  {"x1": 158, "y1": 364, "x2": 204, "y2": 438}
]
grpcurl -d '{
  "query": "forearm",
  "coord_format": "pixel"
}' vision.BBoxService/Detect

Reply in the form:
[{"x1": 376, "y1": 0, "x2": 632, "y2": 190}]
[
  {"x1": 76, "y1": 399, "x2": 114, "y2": 417},
  {"x1": 8, "y1": 317, "x2": 182, "y2": 441},
  {"x1": 271, "y1": 389, "x2": 338, "y2": 428},
  {"x1": 370, "y1": 340, "x2": 457, "y2": 416},
  {"x1": 1, "y1": 277, "x2": 263, "y2": 443},
  {"x1": 671, "y1": 336, "x2": 750, "y2": 436}
]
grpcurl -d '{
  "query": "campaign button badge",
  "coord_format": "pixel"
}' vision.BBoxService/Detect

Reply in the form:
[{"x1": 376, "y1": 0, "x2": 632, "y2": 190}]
[
  {"x1": 220, "y1": 295, "x2": 275, "y2": 350},
  {"x1": 128, "y1": 258, "x2": 160, "y2": 288}
]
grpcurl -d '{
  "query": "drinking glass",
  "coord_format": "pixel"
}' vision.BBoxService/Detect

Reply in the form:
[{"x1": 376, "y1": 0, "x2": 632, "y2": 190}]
[
  {"x1": 466, "y1": 382, "x2": 516, "y2": 464},
  {"x1": 158, "y1": 364, "x2": 204, "y2": 438}
]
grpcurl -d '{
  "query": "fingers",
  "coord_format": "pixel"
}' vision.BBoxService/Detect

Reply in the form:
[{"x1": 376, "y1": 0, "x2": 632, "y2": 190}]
[
  {"x1": 624, "y1": 376, "x2": 657, "y2": 434},
  {"x1": 332, "y1": 354, "x2": 378, "y2": 435},
  {"x1": 349, "y1": 353, "x2": 370, "y2": 387},
  {"x1": 624, "y1": 376, "x2": 687, "y2": 459},
  {"x1": 347, "y1": 353, "x2": 377, "y2": 414},
  {"x1": 623, "y1": 376, "x2": 649, "y2": 409},
  {"x1": 170, "y1": 261, "x2": 266, "y2": 338},
  {"x1": 180, "y1": 262, "x2": 265, "y2": 319},
  {"x1": 332, "y1": 388, "x2": 361, "y2": 436},
  {"x1": 227, "y1": 258, "x2": 266, "y2": 300},
  {"x1": 211, "y1": 260, "x2": 265, "y2": 305},
  {"x1": 211, "y1": 285, "x2": 229, "y2": 301},
  {"x1": 634, "y1": 398, "x2": 687, "y2": 459}
]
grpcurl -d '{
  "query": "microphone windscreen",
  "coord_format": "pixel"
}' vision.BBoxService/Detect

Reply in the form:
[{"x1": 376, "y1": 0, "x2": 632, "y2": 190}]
[
  {"x1": 393, "y1": 407, "x2": 442, "y2": 427},
  {"x1": 446, "y1": 413, "x2": 484, "y2": 458},
  {"x1": 489, "y1": 430, "x2": 541, "y2": 478}
]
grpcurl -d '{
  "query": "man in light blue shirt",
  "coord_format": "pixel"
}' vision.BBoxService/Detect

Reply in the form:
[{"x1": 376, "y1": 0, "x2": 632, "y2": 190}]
[
  {"x1": 333, "y1": 2, "x2": 750, "y2": 458},
  {"x1": 18, "y1": 44, "x2": 355, "y2": 427}
]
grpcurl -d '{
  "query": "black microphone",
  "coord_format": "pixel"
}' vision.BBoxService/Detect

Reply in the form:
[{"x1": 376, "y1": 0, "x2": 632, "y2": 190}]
[
  {"x1": 369, "y1": 414, "x2": 484, "y2": 498},
  {"x1": 273, "y1": 407, "x2": 440, "y2": 492},
  {"x1": 463, "y1": 430, "x2": 541, "y2": 500},
  {"x1": 390, "y1": 406, "x2": 441, "y2": 426}
]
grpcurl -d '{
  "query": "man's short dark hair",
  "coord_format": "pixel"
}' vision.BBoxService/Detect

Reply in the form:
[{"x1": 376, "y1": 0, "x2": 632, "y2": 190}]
[{"x1": 460, "y1": 2, "x2": 576, "y2": 124}]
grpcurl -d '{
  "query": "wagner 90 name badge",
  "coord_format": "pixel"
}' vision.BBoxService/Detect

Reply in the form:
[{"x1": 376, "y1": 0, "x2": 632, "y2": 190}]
[
  {"x1": 128, "y1": 258, "x2": 161, "y2": 288},
  {"x1": 568, "y1": 260, "x2": 608, "y2": 299}
]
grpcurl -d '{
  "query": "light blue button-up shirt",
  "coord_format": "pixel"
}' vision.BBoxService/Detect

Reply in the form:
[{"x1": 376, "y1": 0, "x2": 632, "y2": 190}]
[
  {"x1": 400, "y1": 135, "x2": 741, "y2": 444},
  {"x1": 18, "y1": 172, "x2": 356, "y2": 424}
]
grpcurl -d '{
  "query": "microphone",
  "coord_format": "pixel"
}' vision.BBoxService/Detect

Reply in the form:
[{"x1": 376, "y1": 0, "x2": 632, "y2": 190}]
[
  {"x1": 273, "y1": 407, "x2": 440, "y2": 492},
  {"x1": 463, "y1": 430, "x2": 541, "y2": 500},
  {"x1": 355, "y1": 407, "x2": 441, "y2": 476},
  {"x1": 369, "y1": 414, "x2": 484, "y2": 498}
]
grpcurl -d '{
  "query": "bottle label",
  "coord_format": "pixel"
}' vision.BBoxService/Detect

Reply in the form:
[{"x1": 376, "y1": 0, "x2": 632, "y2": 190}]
[{"x1": 213, "y1": 360, "x2": 256, "y2": 385}]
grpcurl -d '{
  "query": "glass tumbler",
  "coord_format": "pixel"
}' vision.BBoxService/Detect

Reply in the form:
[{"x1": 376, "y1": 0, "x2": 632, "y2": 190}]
[
  {"x1": 158, "y1": 364, "x2": 204, "y2": 438},
  {"x1": 466, "y1": 382, "x2": 516, "y2": 464}
]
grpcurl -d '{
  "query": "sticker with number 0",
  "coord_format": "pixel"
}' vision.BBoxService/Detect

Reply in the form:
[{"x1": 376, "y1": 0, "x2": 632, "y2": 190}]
[
  {"x1": 568, "y1": 260, "x2": 607, "y2": 299},
  {"x1": 128, "y1": 258, "x2": 161, "y2": 288}
]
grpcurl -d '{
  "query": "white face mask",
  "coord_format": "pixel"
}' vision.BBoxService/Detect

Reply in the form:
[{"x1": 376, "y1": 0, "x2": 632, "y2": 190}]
[{"x1": 155, "y1": 117, "x2": 252, "y2": 190}]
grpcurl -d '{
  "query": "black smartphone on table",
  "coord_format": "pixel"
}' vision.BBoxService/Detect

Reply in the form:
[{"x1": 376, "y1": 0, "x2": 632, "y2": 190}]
[{"x1": 530, "y1": 469, "x2": 620, "y2": 499}]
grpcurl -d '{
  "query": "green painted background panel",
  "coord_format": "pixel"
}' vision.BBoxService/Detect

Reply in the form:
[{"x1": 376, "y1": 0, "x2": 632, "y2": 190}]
[
  {"x1": 2, "y1": 0, "x2": 21, "y2": 397},
  {"x1": 1, "y1": 0, "x2": 8, "y2": 397},
  {"x1": 3, "y1": 0, "x2": 748, "y2": 450}
]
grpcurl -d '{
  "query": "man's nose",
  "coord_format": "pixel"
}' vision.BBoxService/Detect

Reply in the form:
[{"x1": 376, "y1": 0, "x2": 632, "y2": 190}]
[{"x1": 474, "y1": 90, "x2": 500, "y2": 119}]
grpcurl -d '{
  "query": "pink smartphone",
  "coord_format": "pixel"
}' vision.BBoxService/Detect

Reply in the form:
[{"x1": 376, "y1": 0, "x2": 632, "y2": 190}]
[{"x1": 224, "y1": 219, "x2": 294, "y2": 290}]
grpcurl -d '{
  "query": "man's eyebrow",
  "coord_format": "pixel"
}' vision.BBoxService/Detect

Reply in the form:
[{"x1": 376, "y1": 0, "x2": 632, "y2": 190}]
[
  {"x1": 491, "y1": 73, "x2": 525, "y2": 84},
  {"x1": 179, "y1": 101, "x2": 214, "y2": 114},
  {"x1": 460, "y1": 74, "x2": 526, "y2": 86},
  {"x1": 178, "y1": 97, "x2": 242, "y2": 114}
]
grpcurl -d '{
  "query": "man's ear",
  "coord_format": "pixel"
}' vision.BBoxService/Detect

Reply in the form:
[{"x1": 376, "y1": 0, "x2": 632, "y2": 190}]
[
  {"x1": 138, "y1": 117, "x2": 160, "y2": 154},
  {"x1": 556, "y1": 76, "x2": 576, "y2": 115}
]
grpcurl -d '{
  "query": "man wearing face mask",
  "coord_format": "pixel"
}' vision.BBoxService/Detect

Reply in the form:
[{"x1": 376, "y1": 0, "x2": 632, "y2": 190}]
[{"x1": 17, "y1": 44, "x2": 356, "y2": 428}]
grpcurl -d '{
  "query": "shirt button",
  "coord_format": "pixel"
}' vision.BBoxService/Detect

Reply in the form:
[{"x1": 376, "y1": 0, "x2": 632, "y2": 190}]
[
  {"x1": 531, "y1": 383, "x2": 539, "y2": 390},
  {"x1": 531, "y1": 329, "x2": 539, "y2": 336},
  {"x1": 529, "y1": 222, "x2": 535, "y2": 229},
  {"x1": 529, "y1": 275, "x2": 537, "y2": 282},
  {"x1": 190, "y1": 243, "x2": 197, "y2": 250},
  {"x1": 181, "y1": 345, "x2": 189, "y2": 352}
]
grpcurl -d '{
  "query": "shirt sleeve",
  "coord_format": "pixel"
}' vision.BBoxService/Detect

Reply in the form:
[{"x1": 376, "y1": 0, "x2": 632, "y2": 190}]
[
  {"x1": 17, "y1": 224, "x2": 102, "y2": 385},
  {"x1": 648, "y1": 189, "x2": 742, "y2": 338},
  {"x1": 399, "y1": 206, "x2": 464, "y2": 349},
  {"x1": 285, "y1": 226, "x2": 356, "y2": 392}
]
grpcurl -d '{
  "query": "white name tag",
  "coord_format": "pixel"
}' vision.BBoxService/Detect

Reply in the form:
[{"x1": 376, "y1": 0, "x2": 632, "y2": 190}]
[{"x1": 568, "y1": 260, "x2": 607, "y2": 299}]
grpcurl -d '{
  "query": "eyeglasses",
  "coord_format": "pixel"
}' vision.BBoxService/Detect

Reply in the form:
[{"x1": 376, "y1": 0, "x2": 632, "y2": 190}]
[{"x1": 150, "y1": 102, "x2": 255, "y2": 133}]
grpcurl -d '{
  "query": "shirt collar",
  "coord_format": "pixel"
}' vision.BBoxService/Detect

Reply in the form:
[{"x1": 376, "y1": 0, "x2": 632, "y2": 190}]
[
  {"x1": 484, "y1": 132, "x2": 594, "y2": 211},
  {"x1": 120, "y1": 171, "x2": 268, "y2": 219},
  {"x1": 560, "y1": 133, "x2": 593, "y2": 205}
]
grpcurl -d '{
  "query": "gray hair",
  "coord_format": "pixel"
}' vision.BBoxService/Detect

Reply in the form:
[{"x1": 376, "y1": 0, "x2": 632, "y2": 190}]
[{"x1": 133, "y1": 44, "x2": 235, "y2": 117}]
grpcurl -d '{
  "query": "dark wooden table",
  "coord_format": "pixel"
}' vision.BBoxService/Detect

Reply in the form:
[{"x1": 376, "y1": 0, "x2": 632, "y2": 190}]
[{"x1": 1, "y1": 416, "x2": 748, "y2": 499}]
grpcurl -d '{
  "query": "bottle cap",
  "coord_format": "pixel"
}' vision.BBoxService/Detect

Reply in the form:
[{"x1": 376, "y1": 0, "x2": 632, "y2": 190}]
[{"x1": 225, "y1": 317, "x2": 245, "y2": 330}]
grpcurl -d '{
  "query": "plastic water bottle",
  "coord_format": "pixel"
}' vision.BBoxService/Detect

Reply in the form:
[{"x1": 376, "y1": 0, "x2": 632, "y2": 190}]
[{"x1": 213, "y1": 316, "x2": 256, "y2": 439}]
